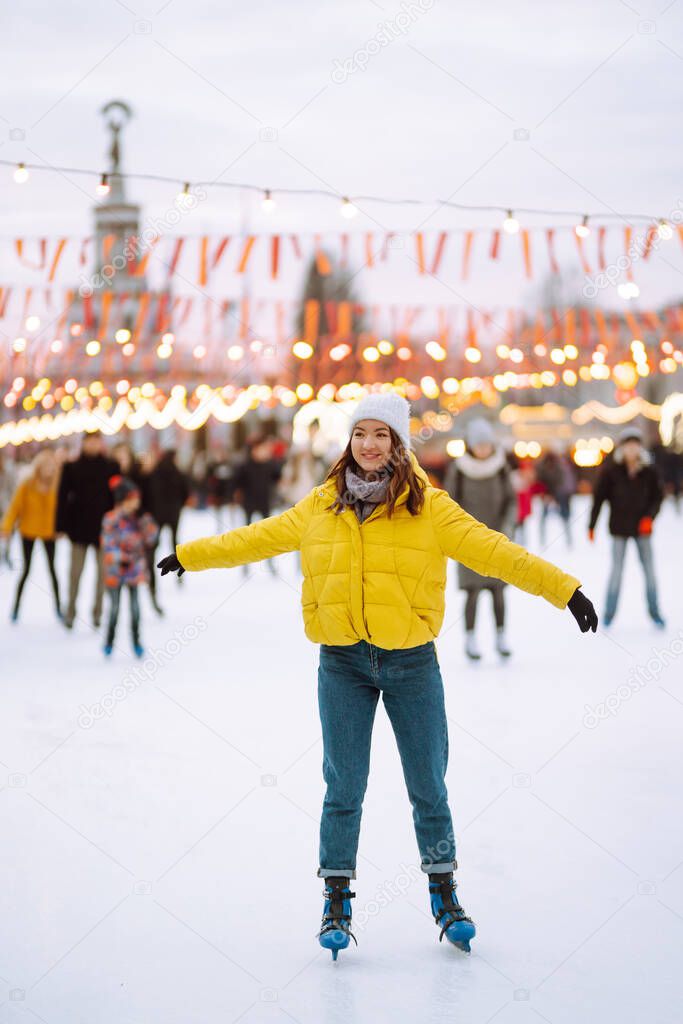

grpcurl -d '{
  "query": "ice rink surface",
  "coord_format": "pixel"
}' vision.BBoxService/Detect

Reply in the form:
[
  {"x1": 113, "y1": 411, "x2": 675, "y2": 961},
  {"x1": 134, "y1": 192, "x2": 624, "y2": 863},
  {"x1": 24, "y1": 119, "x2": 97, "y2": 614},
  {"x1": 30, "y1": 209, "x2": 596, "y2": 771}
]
[{"x1": 1, "y1": 496, "x2": 682, "y2": 1023}]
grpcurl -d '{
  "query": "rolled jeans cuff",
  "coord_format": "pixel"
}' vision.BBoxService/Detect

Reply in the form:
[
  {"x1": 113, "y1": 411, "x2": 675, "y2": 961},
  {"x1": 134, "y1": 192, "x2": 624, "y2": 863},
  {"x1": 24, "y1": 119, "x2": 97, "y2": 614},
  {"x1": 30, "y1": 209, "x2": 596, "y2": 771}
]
[
  {"x1": 421, "y1": 859, "x2": 458, "y2": 874},
  {"x1": 317, "y1": 867, "x2": 356, "y2": 879}
]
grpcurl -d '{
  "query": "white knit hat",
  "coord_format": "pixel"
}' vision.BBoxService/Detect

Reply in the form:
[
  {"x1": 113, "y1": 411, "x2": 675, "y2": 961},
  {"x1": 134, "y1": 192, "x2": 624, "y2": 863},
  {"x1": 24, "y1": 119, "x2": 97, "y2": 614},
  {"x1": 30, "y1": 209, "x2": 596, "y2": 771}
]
[{"x1": 348, "y1": 393, "x2": 412, "y2": 450}]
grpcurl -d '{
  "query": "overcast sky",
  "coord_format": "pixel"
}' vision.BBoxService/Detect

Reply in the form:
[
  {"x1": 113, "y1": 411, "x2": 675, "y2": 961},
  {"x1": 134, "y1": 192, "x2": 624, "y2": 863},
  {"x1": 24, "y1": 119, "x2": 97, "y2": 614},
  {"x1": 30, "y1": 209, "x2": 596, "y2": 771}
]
[{"x1": 1, "y1": 0, "x2": 682, "y2": 312}]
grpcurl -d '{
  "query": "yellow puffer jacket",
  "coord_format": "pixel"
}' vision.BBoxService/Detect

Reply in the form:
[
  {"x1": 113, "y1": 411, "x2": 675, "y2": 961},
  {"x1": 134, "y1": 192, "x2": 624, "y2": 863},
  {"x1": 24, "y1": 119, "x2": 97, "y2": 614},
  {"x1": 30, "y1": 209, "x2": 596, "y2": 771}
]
[{"x1": 177, "y1": 455, "x2": 580, "y2": 650}]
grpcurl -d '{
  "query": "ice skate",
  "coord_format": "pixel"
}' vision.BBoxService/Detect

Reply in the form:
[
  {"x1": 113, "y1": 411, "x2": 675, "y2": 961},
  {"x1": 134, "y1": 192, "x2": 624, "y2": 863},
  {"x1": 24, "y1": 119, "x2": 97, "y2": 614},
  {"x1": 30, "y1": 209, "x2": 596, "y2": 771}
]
[
  {"x1": 465, "y1": 631, "x2": 481, "y2": 661},
  {"x1": 429, "y1": 873, "x2": 476, "y2": 954},
  {"x1": 495, "y1": 627, "x2": 512, "y2": 658},
  {"x1": 317, "y1": 877, "x2": 356, "y2": 961}
]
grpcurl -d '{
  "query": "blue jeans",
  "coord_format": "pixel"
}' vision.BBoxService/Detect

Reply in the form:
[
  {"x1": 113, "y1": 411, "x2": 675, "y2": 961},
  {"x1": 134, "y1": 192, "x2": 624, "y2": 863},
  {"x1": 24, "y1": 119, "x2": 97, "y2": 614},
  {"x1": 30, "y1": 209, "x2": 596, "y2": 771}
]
[
  {"x1": 605, "y1": 535, "x2": 661, "y2": 621},
  {"x1": 317, "y1": 640, "x2": 456, "y2": 879}
]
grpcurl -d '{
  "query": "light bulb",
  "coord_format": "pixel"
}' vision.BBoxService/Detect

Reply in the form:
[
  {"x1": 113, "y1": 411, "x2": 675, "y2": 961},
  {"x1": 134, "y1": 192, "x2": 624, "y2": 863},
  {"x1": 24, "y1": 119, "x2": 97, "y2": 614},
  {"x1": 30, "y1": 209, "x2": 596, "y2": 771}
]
[
  {"x1": 96, "y1": 173, "x2": 110, "y2": 197},
  {"x1": 502, "y1": 210, "x2": 519, "y2": 234},
  {"x1": 14, "y1": 163, "x2": 29, "y2": 184},
  {"x1": 575, "y1": 215, "x2": 590, "y2": 238},
  {"x1": 657, "y1": 219, "x2": 673, "y2": 240},
  {"x1": 177, "y1": 182, "x2": 191, "y2": 204},
  {"x1": 340, "y1": 196, "x2": 358, "y2": 219},
  {"x1": 261, "y1": 189, "x2": 276, "y2": 212}
]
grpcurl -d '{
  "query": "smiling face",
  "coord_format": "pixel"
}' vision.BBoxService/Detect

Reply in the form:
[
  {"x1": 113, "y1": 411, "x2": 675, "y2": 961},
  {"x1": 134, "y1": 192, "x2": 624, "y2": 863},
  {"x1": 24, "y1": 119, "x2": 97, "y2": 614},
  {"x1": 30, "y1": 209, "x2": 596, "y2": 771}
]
[{"x1": 350, "y1": 419, "x2": 393, "y2": 475}]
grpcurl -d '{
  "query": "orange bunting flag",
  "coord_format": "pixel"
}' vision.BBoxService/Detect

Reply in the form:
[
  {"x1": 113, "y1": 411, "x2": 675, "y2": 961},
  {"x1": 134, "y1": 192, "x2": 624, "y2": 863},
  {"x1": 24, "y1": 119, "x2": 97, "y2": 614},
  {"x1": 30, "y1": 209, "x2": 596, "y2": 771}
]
[
  {"x1": 198, "y1": 237, "x2": 209, "y2": 286},
  {"x1": 521, "y1": 230, "x2": 532, "y2": 278},
  {"x1": 545, "y1": 229, "x2": 559, "y2": 274},
  {"x1": 430, "y1": 232, "x2": 447, "y2": 276},
  {"x1": 167, "y1": 238, "x2": 185, "y2": 278},
  {"x1": 0, "y1": 287, "x2": 10, "y2": 318},
  {"x1": 461, "y1": 231, "x2": 474, "y2": 279},
  {"x1": 15, "y1": 238, "x2": 48, "y2": 270},
  {"x1": 337, "y1": 301, "x2": 352, "y2": 339},
  {"x1": 642, "y1": 225, "x2": 658, "y2": 261},
  {"x1": 489, "y1": 230, "x2": 501, "y2": 261},
  {"x1": 415, "y1": 232, "x2": 426, "y2": 273},
  {"x1": 132, "y1": 292, "x2": 150, "y2": 343},
  {"x1": 135, "y1": 235, "x2": 160, "y2": 278},
  {"x1": 340, "y1": 233, "x2": 349, "y2": 268},
  {"x1": 365, "y1": 233, "x2": 375, "y2": 269},
  {"x1": 98, "y1": 291, "x2": 113, "y2": 342},
  {"x1": 239, "y1": 297, "x2": 250, "y2": 339},
  {"x1": 47, "y1": 239, "x2": 67, "y2": 282},
  {"x1": 237, "y1": 236, "x2": 256, "y2": 274},
  {"x1": 597, "y1": 226, "x2": 607, "y2": 271},
  {"x1": 313, "y1": 235, "x2": 332, "y2": 276},
  {"x1": 575, "y1": 234, "x2": 591, "y2": 275},
  {"x1": 624, "y1": 311, "x2": 641, "y2": 338},
  {"x1": 304, "y1": 299, "x2": 320, "y2": 344},
  {"x1": 594, "y1": 308, "x2": 609, "y2": 347},
  {"x1": 270, "y1": 235, "x2": 280, "y2": 280}
]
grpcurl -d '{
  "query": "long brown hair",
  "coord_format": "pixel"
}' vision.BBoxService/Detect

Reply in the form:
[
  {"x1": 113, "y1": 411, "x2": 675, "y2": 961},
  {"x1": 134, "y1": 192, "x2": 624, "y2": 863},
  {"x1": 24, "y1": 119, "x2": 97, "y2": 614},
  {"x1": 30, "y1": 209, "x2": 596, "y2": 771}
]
[{"x1": 325, "y1": 428, "x2": 426, "y2": 517}]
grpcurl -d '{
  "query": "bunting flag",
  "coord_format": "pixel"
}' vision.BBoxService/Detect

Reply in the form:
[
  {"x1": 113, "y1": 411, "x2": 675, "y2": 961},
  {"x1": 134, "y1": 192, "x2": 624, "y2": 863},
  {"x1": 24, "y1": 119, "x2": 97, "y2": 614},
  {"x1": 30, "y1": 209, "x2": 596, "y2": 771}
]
[
  {"x1": 5, "y1": 222, "x2": 680, "y2": 287},
  {"x1": 430, "y1": 231, "x2": 448, "y2": 276},
  {"x1": 270, "y1": 235, "x2": 280, "y2": 280},
  {"x1": 521, "y1": 230, "x2": 532, "y2": 279},
  {"x1": 415, "y1": 232, "x2": 426, "y2": 274},
  {"x1": 236, "y1": 236, "x2": 256, "y2": 274},
  {"x1": 461, "y1": 231, "x2": 474, "y2": 280},
  {"x1": 545, "y1": 229, "x2": 559, "y2": 275}
]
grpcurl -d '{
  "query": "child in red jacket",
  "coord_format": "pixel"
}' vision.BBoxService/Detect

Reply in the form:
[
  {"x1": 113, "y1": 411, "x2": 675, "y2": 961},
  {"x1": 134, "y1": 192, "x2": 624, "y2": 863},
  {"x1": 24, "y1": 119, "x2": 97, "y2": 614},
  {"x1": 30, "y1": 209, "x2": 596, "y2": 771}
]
[{"x1": 101, "y1": 476, "x2": 158, "y2": 657}]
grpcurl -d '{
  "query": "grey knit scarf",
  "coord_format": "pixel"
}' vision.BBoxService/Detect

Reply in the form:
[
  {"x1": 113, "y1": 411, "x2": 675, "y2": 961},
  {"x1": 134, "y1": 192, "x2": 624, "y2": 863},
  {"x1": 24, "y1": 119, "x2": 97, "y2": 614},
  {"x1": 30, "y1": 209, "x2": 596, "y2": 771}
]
[{"x1": 339, "y1": 465, "x2": 391, "y2": 522}]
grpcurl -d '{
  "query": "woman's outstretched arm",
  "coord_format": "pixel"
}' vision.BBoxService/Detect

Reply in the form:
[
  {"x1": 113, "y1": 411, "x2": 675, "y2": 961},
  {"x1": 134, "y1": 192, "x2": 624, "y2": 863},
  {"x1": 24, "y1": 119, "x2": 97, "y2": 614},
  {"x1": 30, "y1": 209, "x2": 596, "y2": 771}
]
[
  {"x1": 160, "y1": 491, "x2": 315, "y2": 574},
  {"x1": 430, "y1": 488, "x2": 583, "y2": 611}
]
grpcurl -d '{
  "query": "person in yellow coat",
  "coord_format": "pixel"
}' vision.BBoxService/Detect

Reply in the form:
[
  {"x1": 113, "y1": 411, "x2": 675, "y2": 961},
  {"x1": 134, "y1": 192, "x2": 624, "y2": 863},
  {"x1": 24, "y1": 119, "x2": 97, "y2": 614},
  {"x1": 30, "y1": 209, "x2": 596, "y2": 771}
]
[
  {"x1": 157, "y1": 394, "x2": 597, "y2": 959},
  {"x1": 1, "y1": 449, "x2": 61, "y2": 622}
]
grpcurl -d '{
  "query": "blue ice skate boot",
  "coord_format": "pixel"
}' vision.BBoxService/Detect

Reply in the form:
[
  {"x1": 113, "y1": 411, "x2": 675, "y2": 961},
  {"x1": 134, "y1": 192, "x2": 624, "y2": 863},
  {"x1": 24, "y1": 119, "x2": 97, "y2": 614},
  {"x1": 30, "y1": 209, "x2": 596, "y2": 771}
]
[
  {"x1": 133, "y1": 643, "x2": 144, "y2": 658},
  {"x1": 317, "y1": 876, "x2": 356, "y2": 961},
  {"x1": 103, "y1": 644, "x2": 113, "y2": 657},
  {"x1": 429, "y1": 872, "x2": 476, "y2": 953}
]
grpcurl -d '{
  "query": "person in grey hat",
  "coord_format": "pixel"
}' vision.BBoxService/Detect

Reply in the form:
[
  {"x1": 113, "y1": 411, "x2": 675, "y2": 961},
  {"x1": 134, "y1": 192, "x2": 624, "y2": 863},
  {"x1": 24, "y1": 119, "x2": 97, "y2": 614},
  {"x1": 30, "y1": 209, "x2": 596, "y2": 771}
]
[
  {"x1": 589, "y1": 427, "x2": 664, "y2": 627},
  {"x1": 444, "y1": 418, "x2": 516, "y2": 660}
]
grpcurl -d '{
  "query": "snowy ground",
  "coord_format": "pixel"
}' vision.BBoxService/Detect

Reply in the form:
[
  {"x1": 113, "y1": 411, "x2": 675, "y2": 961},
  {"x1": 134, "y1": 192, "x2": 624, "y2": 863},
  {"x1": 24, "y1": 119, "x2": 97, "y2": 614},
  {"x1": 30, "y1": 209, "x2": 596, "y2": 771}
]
[{"x1": 1, "y1": 495, "x2": 682, "y2": 1024}]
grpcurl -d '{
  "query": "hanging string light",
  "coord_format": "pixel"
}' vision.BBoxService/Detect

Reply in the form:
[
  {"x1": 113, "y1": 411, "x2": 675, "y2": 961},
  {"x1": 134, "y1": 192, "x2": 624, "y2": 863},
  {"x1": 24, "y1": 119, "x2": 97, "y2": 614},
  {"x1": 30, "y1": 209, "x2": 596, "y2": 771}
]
[
  {"x1": 13, "y1": 162, "x2": 29, "y2": 184},
  {"x1": 96, "y1": 173, "x2": 110, "y2": 197},
  {"x1": 658, "y1": 219, "x2": 673, "y2": 240},
  {"x1": 340, "y1": 196, "x2": 358, "y2": 219},
  {"x1": 177, "y1": 181, "x2": 191, "y2": 204},
  {"x1": 261, "y1": 189, "x2": 276, "y2": 213},
  {"x1": 502, "y1": 210, "x2": 519, "y2": 234},
  {"x1": 575, "y1": 214, "x2": 590, "y2": 238}
]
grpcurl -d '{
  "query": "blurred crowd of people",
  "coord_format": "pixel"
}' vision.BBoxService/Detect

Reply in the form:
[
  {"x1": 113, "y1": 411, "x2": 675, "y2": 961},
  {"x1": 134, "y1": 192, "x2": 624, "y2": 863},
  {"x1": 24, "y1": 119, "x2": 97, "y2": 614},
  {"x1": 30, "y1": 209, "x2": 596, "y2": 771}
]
[{"x1": 0, "y1": 419, "x2": 679, "y2": 660}]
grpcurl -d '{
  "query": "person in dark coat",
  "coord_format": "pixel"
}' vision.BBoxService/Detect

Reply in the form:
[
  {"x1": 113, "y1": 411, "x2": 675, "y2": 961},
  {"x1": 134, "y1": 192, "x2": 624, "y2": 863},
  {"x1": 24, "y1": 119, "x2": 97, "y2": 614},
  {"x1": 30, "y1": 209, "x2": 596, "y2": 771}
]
[
  {"x1": 444, "y1": 418, "x2": 516, "y2": 660},
  {"x1": 537, "y1": 448, "x2": 576, "y2": 548},
  {"x1": 588, "y1": 426, "x2": 665, "y2": 627},
  {"x1": 145, "y1": 450, "x2": 190, "y2": 595},
  {"x1": 56, "y1": 431, "x2": 118, "y2": 629},
  {"x1": 232, "y1": 437, "x2": 283, "y2": 576}
]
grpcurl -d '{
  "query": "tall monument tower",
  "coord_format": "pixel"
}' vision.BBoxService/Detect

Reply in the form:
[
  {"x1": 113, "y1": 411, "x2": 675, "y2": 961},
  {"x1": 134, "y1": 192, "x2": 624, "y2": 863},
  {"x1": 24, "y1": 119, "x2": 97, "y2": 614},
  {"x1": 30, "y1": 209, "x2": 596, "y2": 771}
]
[{"x1": 93, "y1": 100, "x2": 146, "y2": 294}]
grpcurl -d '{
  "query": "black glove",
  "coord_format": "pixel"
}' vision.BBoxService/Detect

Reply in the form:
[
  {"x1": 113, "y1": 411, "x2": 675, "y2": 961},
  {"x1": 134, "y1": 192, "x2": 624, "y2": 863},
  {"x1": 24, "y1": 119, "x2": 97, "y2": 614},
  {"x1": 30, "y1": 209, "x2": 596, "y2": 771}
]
[
  {"x1": 157, "y1": 553, "x2": 185, "y2": 577},
  {"x1": 567, "y1": 588, "x2": 598, "y2": 633}
]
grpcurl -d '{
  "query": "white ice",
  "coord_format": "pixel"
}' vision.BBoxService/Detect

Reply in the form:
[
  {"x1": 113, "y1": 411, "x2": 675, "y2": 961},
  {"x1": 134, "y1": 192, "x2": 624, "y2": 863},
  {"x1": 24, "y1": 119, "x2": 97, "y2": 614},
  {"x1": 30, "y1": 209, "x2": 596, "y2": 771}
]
[{"x1": 1, "y1": 496, "x2": 682, "y2": 1023}]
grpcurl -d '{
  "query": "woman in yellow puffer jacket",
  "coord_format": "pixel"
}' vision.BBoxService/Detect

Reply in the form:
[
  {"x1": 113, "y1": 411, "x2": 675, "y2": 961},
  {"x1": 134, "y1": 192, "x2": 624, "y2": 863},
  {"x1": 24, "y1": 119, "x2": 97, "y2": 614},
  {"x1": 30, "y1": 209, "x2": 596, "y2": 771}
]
[
  {"x1": 157, "y1": 394, "x2": 597, "y2": 959},
  {"x1": 1, "y1": 449, "x2": 61, "y2": 621}
]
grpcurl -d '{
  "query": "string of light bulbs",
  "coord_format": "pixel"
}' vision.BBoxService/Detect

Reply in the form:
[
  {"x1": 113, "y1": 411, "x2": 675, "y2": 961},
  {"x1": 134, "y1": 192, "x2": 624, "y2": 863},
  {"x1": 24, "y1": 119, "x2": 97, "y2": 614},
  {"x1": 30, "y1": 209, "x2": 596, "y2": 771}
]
[{"x1": 1, "y1": 158, "x2": 673, "y2": 239}]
